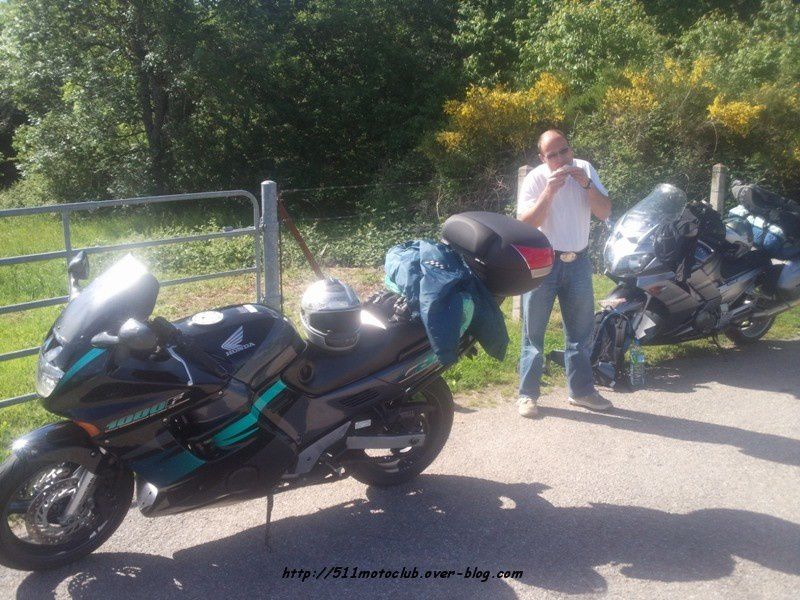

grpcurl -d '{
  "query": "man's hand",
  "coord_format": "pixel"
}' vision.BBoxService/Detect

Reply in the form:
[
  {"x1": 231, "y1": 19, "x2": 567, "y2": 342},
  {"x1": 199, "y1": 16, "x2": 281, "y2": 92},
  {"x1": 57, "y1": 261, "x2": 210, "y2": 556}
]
[
  {"x1": 545, "y1": 168, "x2": 569, "y2": 195},
  {"x1": 564, "y1": 166, "x2": 590, "y2": 188}
]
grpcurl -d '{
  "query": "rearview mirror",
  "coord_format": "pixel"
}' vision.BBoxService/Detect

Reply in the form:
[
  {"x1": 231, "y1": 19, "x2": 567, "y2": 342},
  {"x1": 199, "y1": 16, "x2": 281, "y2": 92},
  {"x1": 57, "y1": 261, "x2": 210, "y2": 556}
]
[
  {"x1": 118, "y1": 319, "x2": 158, "y2": 352},
  {"x1": 68, "y1": 251, "x2": 89, "y2": 299},
  {"x1": 68, "y1": 251, "x2": 89, "y2": 280}
]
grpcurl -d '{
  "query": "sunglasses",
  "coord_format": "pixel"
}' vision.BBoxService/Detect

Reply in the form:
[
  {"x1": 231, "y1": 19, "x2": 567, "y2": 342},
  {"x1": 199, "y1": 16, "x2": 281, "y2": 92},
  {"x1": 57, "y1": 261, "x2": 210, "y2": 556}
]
[{"x1": 543, "y1": 146, "x2": 571, "y2": 160}]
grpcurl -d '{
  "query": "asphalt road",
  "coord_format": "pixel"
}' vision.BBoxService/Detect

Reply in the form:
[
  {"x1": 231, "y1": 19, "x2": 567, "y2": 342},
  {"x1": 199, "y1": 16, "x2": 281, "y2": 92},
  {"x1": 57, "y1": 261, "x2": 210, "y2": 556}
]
[{"x1": 2, "y1": 338, "x2": 799, "y2": 599}]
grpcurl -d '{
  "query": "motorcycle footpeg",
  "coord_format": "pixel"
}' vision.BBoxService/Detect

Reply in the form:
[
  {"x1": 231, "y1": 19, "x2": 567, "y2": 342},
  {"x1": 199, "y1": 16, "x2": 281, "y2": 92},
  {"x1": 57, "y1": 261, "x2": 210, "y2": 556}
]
[{"x1": 345, "y1": 434, "x2": 426, "y2": 450}]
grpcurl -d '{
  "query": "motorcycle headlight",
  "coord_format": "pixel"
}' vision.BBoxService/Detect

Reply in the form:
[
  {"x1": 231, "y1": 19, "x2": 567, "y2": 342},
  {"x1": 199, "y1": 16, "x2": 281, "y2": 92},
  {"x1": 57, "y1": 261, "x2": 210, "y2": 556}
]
[
  {"x1": 606, "y1": 252, "x2": 653, "y2": 275},
  {"x1": 35, "y1": 346, "x2": 64, "y2": 398},
  {"x1": 614, "y1": 252, "x2": 654, "y2": 276}
]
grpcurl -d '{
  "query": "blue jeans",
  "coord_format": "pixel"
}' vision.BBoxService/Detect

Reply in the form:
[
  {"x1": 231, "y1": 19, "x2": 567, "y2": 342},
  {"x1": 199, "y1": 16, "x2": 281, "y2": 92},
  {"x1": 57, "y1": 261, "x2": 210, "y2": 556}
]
[{"x1": 519, "y1": 254, "x2": 595, "y2": 400}]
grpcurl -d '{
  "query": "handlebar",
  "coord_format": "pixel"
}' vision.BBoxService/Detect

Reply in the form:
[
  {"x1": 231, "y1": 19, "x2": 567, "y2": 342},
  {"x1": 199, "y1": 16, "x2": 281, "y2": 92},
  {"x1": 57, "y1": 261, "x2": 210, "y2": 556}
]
[{"x1": 149, "y1": 316, "x2": 228, "y2": 378}]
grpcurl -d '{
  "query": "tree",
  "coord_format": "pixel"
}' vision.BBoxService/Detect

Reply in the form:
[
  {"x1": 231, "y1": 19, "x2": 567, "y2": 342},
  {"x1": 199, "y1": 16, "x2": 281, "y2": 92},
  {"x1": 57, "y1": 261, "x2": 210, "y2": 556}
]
[
  {"x1": 0, "y1": 0, "x2": 464, "y2": 207},
  {"x1": 516, "y1": 0, "x2": 665, "y2": 92},
  {"x1": 0, "y1": 0, "x2": 239, "y2": 197},
  {"x1": 453, "y1": 0, "x2": 534, "y2": 86}
]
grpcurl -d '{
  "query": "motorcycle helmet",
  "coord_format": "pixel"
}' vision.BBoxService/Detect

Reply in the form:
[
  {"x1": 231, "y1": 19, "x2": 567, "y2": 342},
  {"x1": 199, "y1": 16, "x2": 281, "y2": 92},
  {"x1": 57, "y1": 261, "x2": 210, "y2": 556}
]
[{"x1": 300, "y1": 278, "x2": 362, "y2": 352}]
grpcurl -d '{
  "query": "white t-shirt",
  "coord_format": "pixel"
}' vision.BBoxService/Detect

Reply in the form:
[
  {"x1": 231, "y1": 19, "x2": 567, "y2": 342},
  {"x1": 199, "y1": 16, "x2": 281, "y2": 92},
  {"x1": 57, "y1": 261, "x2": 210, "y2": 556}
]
[{"x1": 516, "y1": 158, "x2": 608, "y2": 252}]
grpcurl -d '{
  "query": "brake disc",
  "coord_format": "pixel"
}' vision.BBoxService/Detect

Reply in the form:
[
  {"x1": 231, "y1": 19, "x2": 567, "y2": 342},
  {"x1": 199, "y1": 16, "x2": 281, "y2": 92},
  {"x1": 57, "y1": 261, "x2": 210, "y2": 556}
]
[
  {"x1": 24, "y1": 465, "x2": 72, "y2": 499},
  {"x1": 24, "y1": 478, "x2": 96, "y2": 545}
]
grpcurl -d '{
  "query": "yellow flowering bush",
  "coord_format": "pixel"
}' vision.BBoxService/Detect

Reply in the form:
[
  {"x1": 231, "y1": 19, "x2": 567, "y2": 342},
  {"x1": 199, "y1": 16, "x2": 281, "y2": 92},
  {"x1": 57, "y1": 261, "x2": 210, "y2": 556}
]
[
  {"x1": 707, "y1": 95, "x2": 767, "y2": 136},
  {"x1": 434, "y1": 73, "x2": 568, "y2": 160},
  {"x1": 603, "y1": 69, "x2": 658, "y2": 115}
]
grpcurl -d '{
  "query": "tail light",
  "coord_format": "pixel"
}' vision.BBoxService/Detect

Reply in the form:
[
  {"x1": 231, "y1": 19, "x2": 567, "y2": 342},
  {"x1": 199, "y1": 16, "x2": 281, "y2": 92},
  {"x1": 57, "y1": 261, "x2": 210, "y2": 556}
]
[{"x1": 512, "y1": 245, "x2": 554, "y2": 278}]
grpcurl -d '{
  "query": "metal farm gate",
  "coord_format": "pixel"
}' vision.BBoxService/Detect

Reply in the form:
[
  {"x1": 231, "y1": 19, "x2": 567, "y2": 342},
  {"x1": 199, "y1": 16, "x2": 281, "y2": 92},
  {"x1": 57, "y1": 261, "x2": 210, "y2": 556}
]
[{"x1": 0, "y1": 181, "x2": 281, "y2": 408}]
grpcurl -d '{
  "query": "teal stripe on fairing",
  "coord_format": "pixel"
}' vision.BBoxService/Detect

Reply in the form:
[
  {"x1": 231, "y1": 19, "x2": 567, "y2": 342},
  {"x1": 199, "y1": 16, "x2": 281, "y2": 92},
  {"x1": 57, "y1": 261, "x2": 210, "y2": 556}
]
[
  {"x1": 253, "y1": 380, "x2": 287, "y2": 412},
  {"x1": 135, "y1": 380, "x2": 288, "y2": 485},
  {"x1": 60, "y1": 348, "x2": 106, "y2": 385},
  {"x1": 212, "y1": 413, "x2": 258, "y2": 446},
  {"x1": 133, "y1": 448, "x2": 206, "y2": 488},
  {"x1": 213, "y1": 380, "x2": 287, "y2": 448},
  {"x1": 219, "y1": 425, "x2": 260, "y2": 446}
]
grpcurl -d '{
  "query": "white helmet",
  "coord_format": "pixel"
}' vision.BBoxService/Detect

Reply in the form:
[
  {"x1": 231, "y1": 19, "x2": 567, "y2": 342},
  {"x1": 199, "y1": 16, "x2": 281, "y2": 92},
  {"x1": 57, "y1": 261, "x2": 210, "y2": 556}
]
[{"x1": 300, "y1": 278, "x2": 361, "y2": 352}]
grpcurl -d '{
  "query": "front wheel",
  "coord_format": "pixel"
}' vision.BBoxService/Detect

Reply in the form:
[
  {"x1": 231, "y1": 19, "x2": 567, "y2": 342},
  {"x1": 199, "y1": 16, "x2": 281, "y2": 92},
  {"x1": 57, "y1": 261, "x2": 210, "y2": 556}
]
[
  {"x1": 0, "y1": 453, "x2": 133, "y2": 571},
  {"x1": 347, "y1": 376, "x2": 454, "y2": 487}
]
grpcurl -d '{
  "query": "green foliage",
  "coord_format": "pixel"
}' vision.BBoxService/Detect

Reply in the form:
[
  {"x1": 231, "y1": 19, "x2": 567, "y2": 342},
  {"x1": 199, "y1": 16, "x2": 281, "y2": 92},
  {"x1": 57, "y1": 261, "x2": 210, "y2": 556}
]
[
  {"x1": 0, "y1": 172, "x2": 53, "y2": 208},
  {"x1": 454, "y1": 0, "x2": 532, "y2": 86},
  {"x1": 0, "y1": 0, "x2": 462, "y2": 211},
  {"x1": 431, "y1": 0, "x2": 800, "y2": 215},
  {"x1": 280, "y1": 213, "x2": 440, "y2": 268},
  {"x1": 517, "y1": 0, "x2": 666, "y2": 92},
  {"x1": 0, "y1": 0, "x2": 798, "y2": 236},
  {"x1": 642, "y1": 1, "x2": 762, "y2": 32}
]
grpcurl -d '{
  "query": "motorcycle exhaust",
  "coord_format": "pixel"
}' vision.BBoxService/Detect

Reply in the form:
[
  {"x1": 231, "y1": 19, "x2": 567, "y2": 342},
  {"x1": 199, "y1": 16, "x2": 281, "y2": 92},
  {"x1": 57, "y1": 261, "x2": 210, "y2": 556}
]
[
  {"x1": 345, "y1": 434, "x2": 426, "y2": 450},
  {"x1": 752, "y1": 297, "x2": 800, "y2": 318},
  {"x1": 721, "y1": 304, "x2": 755, "y2": 328}
]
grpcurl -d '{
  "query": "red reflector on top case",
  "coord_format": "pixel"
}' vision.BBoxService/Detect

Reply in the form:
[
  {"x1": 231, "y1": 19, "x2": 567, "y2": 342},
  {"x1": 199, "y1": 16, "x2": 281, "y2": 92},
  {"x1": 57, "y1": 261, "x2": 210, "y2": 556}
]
[{"x1": 511, "y1": 245, "x2": 554, "y2": 269}]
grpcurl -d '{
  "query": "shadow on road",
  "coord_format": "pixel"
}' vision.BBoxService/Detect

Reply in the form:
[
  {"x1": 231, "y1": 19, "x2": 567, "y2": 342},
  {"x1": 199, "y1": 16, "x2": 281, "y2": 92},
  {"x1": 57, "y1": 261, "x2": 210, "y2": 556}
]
[
  {"x1": 643, "y1": 339, "x2": 800, "y2": 398},
  {"x1": 15, "y1": 475, "x2": 800, "y2": 599},
  {"x1": 542, "y1": 406, "x2": 800, "y2": 467}
]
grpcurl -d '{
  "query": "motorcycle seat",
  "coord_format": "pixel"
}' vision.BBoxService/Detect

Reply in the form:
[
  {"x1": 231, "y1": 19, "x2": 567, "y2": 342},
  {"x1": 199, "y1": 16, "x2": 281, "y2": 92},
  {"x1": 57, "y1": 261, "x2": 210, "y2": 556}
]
[
  {"x1": 282, "y1": 308, "x2": 429, "y2": 395},
  {"x1": 720, "y1": 248, "x2": 771, "y2": 280}
]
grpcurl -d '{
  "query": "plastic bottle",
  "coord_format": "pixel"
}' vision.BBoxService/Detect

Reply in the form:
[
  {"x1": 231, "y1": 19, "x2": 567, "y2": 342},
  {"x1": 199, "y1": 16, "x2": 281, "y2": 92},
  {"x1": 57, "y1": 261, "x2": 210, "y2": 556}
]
[{"x1": 629, "y1": 339, "x2": 646, "y2": 389}]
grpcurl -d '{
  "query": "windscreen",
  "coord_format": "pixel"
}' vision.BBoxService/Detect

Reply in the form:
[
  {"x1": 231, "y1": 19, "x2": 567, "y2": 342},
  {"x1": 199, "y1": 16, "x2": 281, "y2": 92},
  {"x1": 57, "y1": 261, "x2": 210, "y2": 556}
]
[
  {"x1": 614, "y1": 184, "x2": 688, "y2": 240},
  {"x1": 53, "y1": 254, "x2": 160, "y2": 346}
]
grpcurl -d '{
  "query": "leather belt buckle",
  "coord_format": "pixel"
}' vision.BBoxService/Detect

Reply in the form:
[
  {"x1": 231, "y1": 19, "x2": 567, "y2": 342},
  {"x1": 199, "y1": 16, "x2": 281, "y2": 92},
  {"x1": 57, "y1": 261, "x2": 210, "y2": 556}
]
[{"x1": 559, "y1": 251, "x2": 577, "y2": 263}]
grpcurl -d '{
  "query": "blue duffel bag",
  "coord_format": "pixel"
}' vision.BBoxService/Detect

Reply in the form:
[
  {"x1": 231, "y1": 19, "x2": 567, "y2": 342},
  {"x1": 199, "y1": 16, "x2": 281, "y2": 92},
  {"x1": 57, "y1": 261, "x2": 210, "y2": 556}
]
[{"x1": 749, "y1": 215, "x2": 800, "y2": 259}]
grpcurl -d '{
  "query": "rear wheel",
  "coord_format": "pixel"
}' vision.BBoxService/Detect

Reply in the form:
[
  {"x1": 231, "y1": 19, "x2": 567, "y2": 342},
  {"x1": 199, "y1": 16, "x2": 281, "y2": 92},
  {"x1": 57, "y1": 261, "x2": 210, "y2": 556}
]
[
  {"x1": 724, "y1": 315, "x2": 775, "y2": 344},
  {"x1": 0, "y1": 454, "x2": 133, "y2": 571},
  {"x1": 347, "y1": 376, "x2": 454, "y2": 487}
]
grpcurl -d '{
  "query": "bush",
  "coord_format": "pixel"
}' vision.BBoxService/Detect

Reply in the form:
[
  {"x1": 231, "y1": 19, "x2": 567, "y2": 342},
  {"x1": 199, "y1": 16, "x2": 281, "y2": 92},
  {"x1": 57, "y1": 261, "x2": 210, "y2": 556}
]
[
  {"x1": 430, "y1": 0, "x2": 800, "y2": 217},
  {"x1": 517, "y1": 0, "x2": 665, "y2": 91}
]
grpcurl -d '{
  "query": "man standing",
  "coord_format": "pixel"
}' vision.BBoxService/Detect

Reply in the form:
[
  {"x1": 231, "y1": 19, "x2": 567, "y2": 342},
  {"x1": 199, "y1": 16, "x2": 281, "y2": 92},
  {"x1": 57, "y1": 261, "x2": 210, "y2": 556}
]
[{"x1": 516, "y1": 129, "x2": 612, "y2": 417}]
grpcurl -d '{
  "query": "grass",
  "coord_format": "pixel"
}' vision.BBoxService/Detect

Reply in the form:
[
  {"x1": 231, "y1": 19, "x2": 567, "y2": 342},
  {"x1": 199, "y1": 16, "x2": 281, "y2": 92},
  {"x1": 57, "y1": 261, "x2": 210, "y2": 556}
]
[{"x1": 1, "y1": 206, "x2": 799, "y2": 460}]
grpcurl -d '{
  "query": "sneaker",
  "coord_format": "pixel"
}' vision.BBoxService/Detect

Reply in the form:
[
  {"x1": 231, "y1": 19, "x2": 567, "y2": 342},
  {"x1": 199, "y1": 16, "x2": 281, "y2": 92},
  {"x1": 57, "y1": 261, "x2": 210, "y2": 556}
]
[
  {"x1": 568, "y1": 392, "x2": 613, "y2": 412},
  {"x1": 517, "y1": 396, "x2": 539, "y2": 418}
]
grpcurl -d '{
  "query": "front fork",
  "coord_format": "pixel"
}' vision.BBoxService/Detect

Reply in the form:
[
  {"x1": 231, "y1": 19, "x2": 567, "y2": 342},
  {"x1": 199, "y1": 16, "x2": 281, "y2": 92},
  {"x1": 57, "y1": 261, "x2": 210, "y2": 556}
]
[{"x1": 61, "y1": 467, "x2": 98, "y2": 520}]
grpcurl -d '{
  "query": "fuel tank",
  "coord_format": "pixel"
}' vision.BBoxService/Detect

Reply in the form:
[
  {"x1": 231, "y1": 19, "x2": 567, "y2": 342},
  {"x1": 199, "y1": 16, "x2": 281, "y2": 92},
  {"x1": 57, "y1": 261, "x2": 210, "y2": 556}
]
[{"x1": 174, "y1": 303, "x2": 305, "y2": 390}]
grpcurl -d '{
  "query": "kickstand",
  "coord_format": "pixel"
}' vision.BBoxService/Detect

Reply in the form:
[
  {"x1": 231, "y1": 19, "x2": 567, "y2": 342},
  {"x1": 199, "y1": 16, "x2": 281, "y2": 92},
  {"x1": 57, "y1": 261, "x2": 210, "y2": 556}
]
[{"x1": 264, "y1": 488, "x2": 275, "y2": 551}]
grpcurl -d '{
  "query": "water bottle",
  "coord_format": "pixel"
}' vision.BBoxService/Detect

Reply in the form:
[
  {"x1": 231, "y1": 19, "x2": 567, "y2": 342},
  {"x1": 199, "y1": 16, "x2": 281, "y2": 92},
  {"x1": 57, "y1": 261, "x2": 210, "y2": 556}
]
[{"x1": 629, "y1": 339, "x2": 646, "y2": 389}]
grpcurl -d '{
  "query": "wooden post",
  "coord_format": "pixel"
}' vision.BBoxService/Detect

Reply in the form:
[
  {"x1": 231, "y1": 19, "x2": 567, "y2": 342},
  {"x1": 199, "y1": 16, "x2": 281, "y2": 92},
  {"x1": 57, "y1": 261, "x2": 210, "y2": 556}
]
[
  {"x1": 512, "y1": 165, "x2": 533, "y2": 322},
  {"x1": 710, "y1": 163, "x2": 727, "y2": 213}
]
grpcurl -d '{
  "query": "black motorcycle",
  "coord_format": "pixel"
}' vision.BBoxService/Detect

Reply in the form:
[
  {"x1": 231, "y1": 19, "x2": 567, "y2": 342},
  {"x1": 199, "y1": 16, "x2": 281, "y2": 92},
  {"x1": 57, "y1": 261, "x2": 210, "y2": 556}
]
[
  {"x1": 580, "y1": 183, "x2": 800, "y2": 387},
  {"x1": 0, "y1": 211, "x2": 552, "y2": 571}
]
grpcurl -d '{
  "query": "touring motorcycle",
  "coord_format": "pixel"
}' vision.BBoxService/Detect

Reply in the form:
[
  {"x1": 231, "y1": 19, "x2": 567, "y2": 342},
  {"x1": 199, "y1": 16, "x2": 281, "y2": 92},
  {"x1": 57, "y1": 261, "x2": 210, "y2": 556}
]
[
  {"x1": 0, "y1": 211, "x2": 552, "y2": 571},
  {"x1": 584, "y1": 183, "x2": 800, "y2": 386}
]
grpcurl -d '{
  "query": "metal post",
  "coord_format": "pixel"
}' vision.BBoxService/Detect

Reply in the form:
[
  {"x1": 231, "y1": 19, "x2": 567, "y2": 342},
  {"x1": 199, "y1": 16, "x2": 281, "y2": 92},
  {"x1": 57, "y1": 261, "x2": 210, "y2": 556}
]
[
  {"x1": 512, "y1": 165, "x2": 533, "y2": 322},
  {"x1": 710, "y1": 163, "x2": 727, "y2": 213},
  {"x1": 261, "y1": 180, "x2": 281, "y2": 310},
  {"x1": 61, "y1": 211, "x2": 73, "y2": 292}
]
